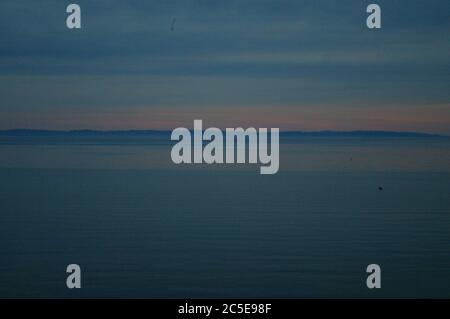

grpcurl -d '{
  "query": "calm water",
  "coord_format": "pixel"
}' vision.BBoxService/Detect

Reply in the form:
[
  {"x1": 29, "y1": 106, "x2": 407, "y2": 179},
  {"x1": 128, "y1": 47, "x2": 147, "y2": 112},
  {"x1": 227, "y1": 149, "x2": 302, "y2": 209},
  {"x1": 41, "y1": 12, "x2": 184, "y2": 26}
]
[{"x1": 0, "y1": 136, "x2": 449, "y2": 298}]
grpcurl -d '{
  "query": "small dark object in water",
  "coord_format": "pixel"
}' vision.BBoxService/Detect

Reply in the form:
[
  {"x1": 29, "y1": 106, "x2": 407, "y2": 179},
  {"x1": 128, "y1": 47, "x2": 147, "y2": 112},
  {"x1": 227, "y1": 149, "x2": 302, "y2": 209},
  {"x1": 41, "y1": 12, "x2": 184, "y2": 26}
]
[{"x1": 378, "y1": 187, "x2": 383, "y2": 191}]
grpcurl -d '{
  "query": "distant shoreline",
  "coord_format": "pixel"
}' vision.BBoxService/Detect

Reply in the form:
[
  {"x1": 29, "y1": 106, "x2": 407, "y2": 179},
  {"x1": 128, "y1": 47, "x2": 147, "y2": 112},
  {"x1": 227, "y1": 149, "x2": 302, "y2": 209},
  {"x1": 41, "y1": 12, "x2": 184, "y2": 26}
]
[{"x1": 0, "y1": 129, "x2": 445, "y2": 138}]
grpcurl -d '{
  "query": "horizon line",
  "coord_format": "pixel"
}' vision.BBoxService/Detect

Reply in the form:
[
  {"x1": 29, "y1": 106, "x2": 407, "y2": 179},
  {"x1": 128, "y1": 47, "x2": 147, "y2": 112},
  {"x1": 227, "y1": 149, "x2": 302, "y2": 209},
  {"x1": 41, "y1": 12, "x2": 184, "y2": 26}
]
[{"x1": 0, "y1": 128, "x2": 446, "y2": 138}]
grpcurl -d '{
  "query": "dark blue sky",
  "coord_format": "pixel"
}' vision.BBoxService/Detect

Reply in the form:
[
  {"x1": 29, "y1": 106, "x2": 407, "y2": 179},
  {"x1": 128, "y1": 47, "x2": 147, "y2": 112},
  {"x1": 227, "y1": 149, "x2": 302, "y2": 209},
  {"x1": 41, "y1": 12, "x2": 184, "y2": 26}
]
[{"x1": 0, "y1": 0, "x2": 449, "y2": 132}]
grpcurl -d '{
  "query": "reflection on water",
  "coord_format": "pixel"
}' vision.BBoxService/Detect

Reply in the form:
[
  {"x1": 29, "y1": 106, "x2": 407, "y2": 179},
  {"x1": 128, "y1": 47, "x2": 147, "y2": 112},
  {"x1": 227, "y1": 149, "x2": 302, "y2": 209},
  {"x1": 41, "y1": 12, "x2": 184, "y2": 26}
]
[
  {"x1": 0, "y1": 136, "x2": 450, "y2": 172},
  {"x1": 0, "y1": 136, "x2": 449, "y2": 298}
]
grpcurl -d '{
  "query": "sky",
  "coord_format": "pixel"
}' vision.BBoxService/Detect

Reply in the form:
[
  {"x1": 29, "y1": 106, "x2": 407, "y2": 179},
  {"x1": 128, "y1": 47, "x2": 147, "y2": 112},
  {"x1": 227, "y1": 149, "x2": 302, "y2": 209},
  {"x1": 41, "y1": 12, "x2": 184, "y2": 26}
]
[{"x1": 0, "y1": 0, "x2": 449, "y2": 133}]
